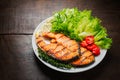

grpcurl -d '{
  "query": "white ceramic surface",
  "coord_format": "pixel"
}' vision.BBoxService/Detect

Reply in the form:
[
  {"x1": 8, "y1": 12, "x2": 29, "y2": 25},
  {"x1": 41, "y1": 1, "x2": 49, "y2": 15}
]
[{"x1": 32, "y1": 17, "x2": 107, "y2": 73}]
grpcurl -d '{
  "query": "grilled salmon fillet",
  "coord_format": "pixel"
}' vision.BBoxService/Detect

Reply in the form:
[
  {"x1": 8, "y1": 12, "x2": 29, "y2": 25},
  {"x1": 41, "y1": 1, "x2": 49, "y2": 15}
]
[
  {"x1": 36, "y1": 32, "x2": 80, "y2": 61},
  {"x1": 71, "y1": 47, "x2": 95, "y2": 66},
  {"x1": 42, "y1": 32, "x2": 79, "y2": 52}
]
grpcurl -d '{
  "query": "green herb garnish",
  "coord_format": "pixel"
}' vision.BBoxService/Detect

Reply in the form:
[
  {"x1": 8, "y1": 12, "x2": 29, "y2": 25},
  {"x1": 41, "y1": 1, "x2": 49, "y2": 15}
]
[{"x1": 38, "y1": 48, "x2": 73, "y2": 69}]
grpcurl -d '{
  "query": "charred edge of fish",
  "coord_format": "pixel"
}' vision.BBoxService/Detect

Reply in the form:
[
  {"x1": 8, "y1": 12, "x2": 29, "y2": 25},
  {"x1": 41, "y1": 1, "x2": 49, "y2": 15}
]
[
  {"x1": 78, "y1": 42, "x2": 81, "y2": 56},
  {"x1": 38, "y1": 48, "x2": 75, "y2": 64},
  {"x1": 72, "y1": 60, "x2": 95, "y2": 67},
  {"x1": 65, "y1": 55, "x2": 80, "y2": 63},
  {"x1": 56, "y1": 55, "x2": 79, "y2": 63},
  {"x1": 61, "y1": 52, "x2": 79, "y2": 61},
  {"x1": 80, "y1": 54, "x2": 94, "y2": 64},
  {"x1": 47, "y1": 45, "x2": 66, "y2": 60},
  {"x1": 71, "y1": 54, "x2": 95, "y2": 67},
  {"x1": 49, "y1": 49, "x2": 79, "y2": 62}
]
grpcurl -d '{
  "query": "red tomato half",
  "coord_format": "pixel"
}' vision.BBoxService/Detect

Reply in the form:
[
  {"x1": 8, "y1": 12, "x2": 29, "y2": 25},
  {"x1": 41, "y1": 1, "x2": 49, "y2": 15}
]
[
  {"x1": 85, "y1": 36, "x2": 94, "y2": 45},
  {"x1": 80, "y1": 40, "x2": 88, "y2": 47},
  {"x1": 92, "y1": 46, "x2": 100, "y2": 56},
  {"x1": 87, "y1": 44, "x2": 98, "y2": 51}
]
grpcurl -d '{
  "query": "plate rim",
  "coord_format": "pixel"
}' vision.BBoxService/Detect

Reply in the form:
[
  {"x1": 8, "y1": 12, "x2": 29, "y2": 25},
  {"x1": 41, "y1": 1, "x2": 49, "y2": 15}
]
[{"x1": 32, "y1": 17, "x2": 107, "y2": 73}]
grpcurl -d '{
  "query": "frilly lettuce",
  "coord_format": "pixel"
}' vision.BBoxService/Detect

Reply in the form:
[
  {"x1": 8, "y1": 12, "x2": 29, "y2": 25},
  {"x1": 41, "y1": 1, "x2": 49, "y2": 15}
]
[{"x1": 51, "y1": 8, "x2": 112, "y2": 49}]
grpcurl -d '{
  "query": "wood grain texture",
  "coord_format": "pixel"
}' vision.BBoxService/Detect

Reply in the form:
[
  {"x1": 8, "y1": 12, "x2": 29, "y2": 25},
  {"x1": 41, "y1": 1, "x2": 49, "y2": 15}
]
[
  {"x1": 0, "y1": 0, "x2": 120, "y2": 80},
  {"x1": 0, "y1": 35, "x2": 49, "y2": 80},
  {"x1": 0, "y1": 34, "x2": 120, "y2": 80},
  {"x1": 0, "y1": 0, "x2": 120, "y2": 34}
]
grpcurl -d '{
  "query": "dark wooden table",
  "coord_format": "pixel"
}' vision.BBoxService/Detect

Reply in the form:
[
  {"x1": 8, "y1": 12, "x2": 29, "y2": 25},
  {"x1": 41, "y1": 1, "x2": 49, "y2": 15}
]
[{"x1": 0, "y1": 0, "x2": 120, "y2": 80}]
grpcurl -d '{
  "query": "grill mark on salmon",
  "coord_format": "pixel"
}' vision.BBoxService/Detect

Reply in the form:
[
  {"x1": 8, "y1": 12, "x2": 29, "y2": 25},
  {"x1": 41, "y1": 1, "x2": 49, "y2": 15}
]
[
  {"x1": 53, "y1": 45, "x2": 64, "y2": 52},
  {"x1": 61, "y1": 51, "x2": 79, "y2": 61},
  {"x1": 42, "y1": 32, "x2": 78, "y2": 52},
  {"x1": 55, "y1": 33, "x2": 64, "y2": 39},
  {"x1": 54, "y1": 48, "x2": 68, "y2": 59},
  {"x1": 71, "y1": 47, "x2": 95, "y2": 66},
  {"x1": 42, "y1": 32, "x2": 56, "y2": 39},
  {"x1": 38, "y1": 41, "x2": 46, "y2": 48},
  {"x1": 42, "y1": 32, "x2": 77, "y2": 50},
  {"x1": 79, "y1": 52, "x2": 93, "y2": 64},
  {"x1": 80, "y1": 55, "x2": 94, "y2": 65},
  {"x1": 69, "y1": 44, "x2": 79, "y2": 52},
  {"x1": 42, "y1": 32, "x2": 64, "y2": 39},
  {"x1": 56, "y1": 36, "x2": 70, "y2": 45},
  {"x1": 36, "y1": 32, "x2": 95, "y2": 65},
  {"x1": 57, "y1": 44, "x2": 80, "y2": 60},
  {"x1": 36, "y1": 32, "x2": 80, "y2": 61}
]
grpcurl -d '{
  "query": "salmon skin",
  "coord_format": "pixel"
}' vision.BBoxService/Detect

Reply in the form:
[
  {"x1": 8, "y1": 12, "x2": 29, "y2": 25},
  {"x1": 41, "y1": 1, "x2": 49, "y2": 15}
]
[
  {"x1": 36, "y1": 32, "x2": 80, "y2": 61},
  {"x1": 71, "y1": 47, "x2": 95, "y2": 66}
]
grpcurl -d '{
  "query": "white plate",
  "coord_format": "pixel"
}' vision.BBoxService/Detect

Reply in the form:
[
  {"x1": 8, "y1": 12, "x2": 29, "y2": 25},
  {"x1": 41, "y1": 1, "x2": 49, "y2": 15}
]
[{"x1": 32, "y1": 17, "x2": 107, "y2": 73}]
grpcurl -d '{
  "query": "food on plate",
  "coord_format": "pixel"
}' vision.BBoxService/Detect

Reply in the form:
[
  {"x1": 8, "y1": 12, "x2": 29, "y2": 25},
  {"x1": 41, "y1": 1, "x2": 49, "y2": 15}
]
[
  {"x1": 80, "y1": 36, "x2": 100, "y2": 56},
  {"x1": 38, "y1": 48, "x2": 73, "y2": 69},
  {"x1": 35, "y1": 8, "x2": 112, "y2": 69},
  {"x1": 36, "y1": 32, "x2": 80, "y2": 61},
  {"x1": 71, "y1": 47, "x2": 95, "y2": 66},
  {"x1": 85, "y1": 36, "x2": 94, "y2": 45},
  {"x1": 51, "y1": 8, "x2": 112, "y2": 49},
  {"x1": 36, "y1": 32, "x2": 95, "y2": 67}
]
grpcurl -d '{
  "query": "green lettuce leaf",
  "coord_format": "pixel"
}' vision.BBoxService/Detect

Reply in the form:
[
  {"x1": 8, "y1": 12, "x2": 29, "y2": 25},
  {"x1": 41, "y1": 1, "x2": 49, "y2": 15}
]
[{"x1": 51, "y1": 8, "x2": 112, "y2": 49}]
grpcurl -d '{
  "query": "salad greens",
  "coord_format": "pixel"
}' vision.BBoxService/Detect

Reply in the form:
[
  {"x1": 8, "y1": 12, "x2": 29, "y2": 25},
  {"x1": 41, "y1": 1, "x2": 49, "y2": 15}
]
[
  {"x1": 51, "y1": 8, "x2": 112, "y2": 49},
  {"x1": 38, "y1": 48, "x2": 73, "y2": 69}
]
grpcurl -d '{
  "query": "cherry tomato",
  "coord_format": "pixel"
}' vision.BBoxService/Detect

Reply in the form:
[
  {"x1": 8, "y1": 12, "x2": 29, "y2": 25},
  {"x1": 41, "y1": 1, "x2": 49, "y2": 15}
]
[
  {"x1": 85, "y1": 36, "x2": 94, "y2": 45},
  {"x1": 80, "y1": 40, "x2": 88, "y2": 47},
  {"x1": 87, "y1": 44, "x2": 98, "y2": 51},
  {"x1": 92, "y1": 46, "x2": 100, "y2": 56},
  {"x1": 80, "y1": 36, "x2": 100, "y2": 56}
]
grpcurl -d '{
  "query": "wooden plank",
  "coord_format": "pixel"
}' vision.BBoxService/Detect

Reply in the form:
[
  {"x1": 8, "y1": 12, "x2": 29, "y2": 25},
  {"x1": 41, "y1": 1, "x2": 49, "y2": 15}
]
[
  {"x1": 0, "y1": 0, "x2": 120, "y2": 79},
  {"x1": 0, "y1": 34, "x2": 120, "y2": 80},
  {"x1": 0, "y1": 0, "x2": 120, "y2": 34},
  {"x1": 0, "y1": 35, "x2": 49, "y2": 80}
]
